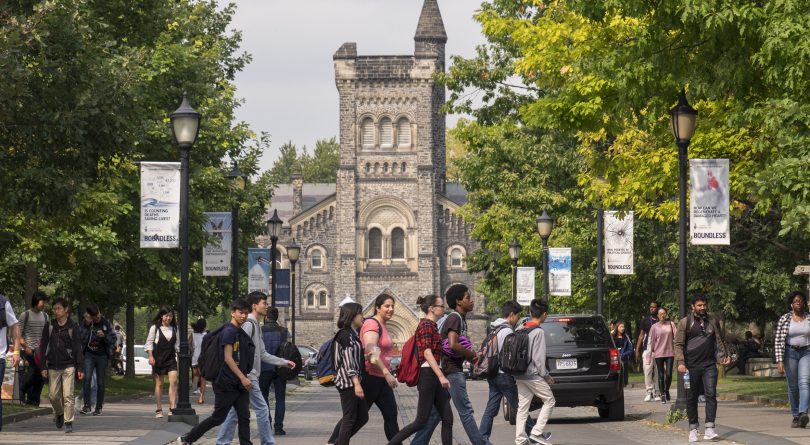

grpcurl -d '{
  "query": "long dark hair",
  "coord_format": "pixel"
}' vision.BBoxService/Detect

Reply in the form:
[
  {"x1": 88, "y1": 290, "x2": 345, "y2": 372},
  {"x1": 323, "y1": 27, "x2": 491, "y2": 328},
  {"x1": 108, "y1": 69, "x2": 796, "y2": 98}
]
[
  {"x1": 152, "y1": 305, "x2": 177, "y2": 329},
  {"x1": 337, "y1": 302, "x2": 363, "y2": 330},
  {"x1": 373, "y1": 293, "x2": 395, "y2": 316},
  {"x1": 192, "y1": 318, "x2": 207, "y2": 333}
]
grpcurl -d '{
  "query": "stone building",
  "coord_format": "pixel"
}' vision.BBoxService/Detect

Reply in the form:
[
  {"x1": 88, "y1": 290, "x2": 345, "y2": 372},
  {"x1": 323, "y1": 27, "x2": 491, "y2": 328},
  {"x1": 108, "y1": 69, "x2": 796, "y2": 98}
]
[{"x1": 269, "y1": 0, "x2": 486, "y2": 349}]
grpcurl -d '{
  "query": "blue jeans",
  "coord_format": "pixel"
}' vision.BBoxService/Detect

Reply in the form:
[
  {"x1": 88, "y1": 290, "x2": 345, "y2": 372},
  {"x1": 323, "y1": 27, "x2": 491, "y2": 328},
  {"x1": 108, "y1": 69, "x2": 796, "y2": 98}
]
[
  {"x1": 83, "y1": 353, "x2": 107, "y2": 409},
  {"x1": 478, "y1": 373, "x2": 534, "y2": 440},
  {"x1": 217, "y1": 375, "x2": 275, "y2": 445},
  {"x1": 411, "y1": 372, "x2": 493, "y2": 445},
  {"x1": 259, "y1": 370, "x2": 286, "y2": 430},
  {"x1": 686, "y1": 364, "x2": 718, "y2": 430},
  {"x1": 785, "y1": 347, "x2": 810, "y2": 417}
]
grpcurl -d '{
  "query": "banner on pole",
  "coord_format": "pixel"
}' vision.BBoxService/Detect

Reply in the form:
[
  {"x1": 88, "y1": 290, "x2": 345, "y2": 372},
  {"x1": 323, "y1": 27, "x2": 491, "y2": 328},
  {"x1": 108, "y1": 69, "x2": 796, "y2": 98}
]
[
  {"x1": 202, "y1": 212, "x2": 232, "y2": 276},
  {"x1": 140, "y1": 162, "x2": 181, "y2": 248},
  {"x1": 516, "y1": 267, "x2": 536, "y2": 306},
  {"x1": 690, "y1": 159, "x2": 730, "y2": 245},
  {"x1": 248, "y1": 248, "x2": 271, "y2": 296},
  {"x1": 549, "y1": 248, "x2": 572, "y2": 296},
  {"x1": 275, "y1": 269, "x2": 290, "y2": 308},
  {"x1": 604, "y1": 211, "x2": 634, "y2": 275}
]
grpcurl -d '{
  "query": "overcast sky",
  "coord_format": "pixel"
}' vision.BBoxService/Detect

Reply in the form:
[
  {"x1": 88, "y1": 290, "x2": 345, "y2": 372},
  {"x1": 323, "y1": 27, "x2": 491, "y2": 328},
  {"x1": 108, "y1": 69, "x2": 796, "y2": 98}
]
[{"x1": 225, "y1": 0, "x2": 486, "y2": 171}]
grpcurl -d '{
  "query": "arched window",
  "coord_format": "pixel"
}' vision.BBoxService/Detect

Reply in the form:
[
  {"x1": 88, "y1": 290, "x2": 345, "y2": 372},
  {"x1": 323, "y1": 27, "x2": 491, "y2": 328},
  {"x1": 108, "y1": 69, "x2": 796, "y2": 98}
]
[
  {"x1": 361, "y1": 117, "x2": 374, "y2": 148},
  {"x1": 450, "y1": 248, "x2": 464, "y2": 268},
  {"x1": 379, "y1": 117, "x2": 393, "y2": 149},
  {"x1": 311, "y1": 250, "x2": 322, "y2": 269},
  {"x1": 368, "y1": 228, "x2": 383, "y2": 260},
  {"x1": 383, "y1": 162, "x2": 389, "y2": 174},
  {"x1": 307, "y1": 290, "x2": 315, "y2": 306},
  {"x1": 401, "y1": 162, "x2": 406, "y2": 173},
  {"x1": 365, "y1": 163, "x2": 370, "y2": 173},
  {"x1": 391, "y1": 228, "x2": 405, "y2": 259},
  {"x1": 397, "y1": 117, "x2": 411, "y2": 147},
  {"x1": 319, "y1": 291, "x2": 328, "y2": 307}
]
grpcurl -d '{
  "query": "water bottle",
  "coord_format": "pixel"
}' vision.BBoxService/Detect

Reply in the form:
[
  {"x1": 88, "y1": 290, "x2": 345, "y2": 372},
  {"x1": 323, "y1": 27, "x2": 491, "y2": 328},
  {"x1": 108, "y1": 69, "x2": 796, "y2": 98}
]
[{"x1": 683, "y1": 370, "x2": 691, "y2": 390}]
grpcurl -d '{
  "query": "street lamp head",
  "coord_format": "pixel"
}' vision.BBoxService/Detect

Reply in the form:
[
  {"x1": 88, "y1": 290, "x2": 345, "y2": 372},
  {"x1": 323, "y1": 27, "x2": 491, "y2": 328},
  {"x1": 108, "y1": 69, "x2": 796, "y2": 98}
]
[
  {"x1": 286, "y1": 239, "x2": 301, "y2": 264},
  {"x1": 266, "y1": 209, "x2": 283, "y2": 239},
  {"x1": 508, "y1": 238, "x2": 521, "y2": 261},
  {"x1": 536, "y1": 210, "x2": 554, "y2": 239},
  {"x1": 226, "y1": 160, "x2": 245, "y2": 190},
  {"x1": 669, "y1": 87, "x2": 698, "y2": 143},
  {"x1": 170, "y1": 93, "x2": 201, "y2": 148}
]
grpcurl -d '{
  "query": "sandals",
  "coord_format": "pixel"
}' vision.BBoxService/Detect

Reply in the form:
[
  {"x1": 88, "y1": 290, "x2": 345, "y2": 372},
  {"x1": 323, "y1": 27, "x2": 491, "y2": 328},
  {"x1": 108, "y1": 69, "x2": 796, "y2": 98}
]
[{"x1": 155, "y1": 409, "x2": 163, "y2": 418}]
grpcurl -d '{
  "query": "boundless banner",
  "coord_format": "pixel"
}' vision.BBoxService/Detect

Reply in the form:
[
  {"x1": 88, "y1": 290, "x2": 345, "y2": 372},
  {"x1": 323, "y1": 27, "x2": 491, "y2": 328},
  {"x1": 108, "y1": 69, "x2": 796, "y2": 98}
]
[
  {"x1": 202, "y1": 212, "x2": 232, "y2": 277},
  {"x1": 516, "y1": 267, "x2": 536, "y2": 306},
  {"x1": 275, "y1": 269, "x2": 290, "y2": 308},
  {"x1": 140, "y1": 162, "x2": 181, "y2": 248},
  {"x1": 548, "y1": 248, "x2": 572, "y2": 296},
  {"x1": 604, "y1": 211, "x2": 634, "y2": 275},
  {"x1": 248, "y1": 248, "x2": 271, "y2": 296},
  {"x1": 690, "y1": 159, "x2": 730, "y2": 245}
]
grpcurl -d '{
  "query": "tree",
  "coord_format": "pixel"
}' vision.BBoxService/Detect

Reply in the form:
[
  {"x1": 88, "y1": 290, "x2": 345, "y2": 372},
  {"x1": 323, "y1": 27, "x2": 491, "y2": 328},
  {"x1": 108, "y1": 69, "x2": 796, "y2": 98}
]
[{"x1": 264, "y1": 137, "x2": 340, "y2": 187}]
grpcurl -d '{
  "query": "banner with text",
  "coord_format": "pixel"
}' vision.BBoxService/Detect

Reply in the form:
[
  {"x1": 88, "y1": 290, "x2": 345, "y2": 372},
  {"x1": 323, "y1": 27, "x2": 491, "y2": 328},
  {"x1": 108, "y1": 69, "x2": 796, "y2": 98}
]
[
  {"x1": 549, "y1": 248, "x2": 572, "y2": 296},
  {"x1": 275, "y1": 269, "x2": 290, "y2": 308},
  {"x1": 140, "y1": 162, "x2": 181, "y2": 248},
  {"x1": 202, "y1": 212, "x2": 232, "y2": 276},
  {"x1": 516, "y1": 267, "x2": 536, "y2": 306},
  {"x1": 604, "y1": 211, "x2": 634, "y2": 275},
  {"x1": 690, "y1": 159, "x2": 730, "y2": 245},
  {"x1": 248, "y1": 248, "x2": 271, "y2": 296}
]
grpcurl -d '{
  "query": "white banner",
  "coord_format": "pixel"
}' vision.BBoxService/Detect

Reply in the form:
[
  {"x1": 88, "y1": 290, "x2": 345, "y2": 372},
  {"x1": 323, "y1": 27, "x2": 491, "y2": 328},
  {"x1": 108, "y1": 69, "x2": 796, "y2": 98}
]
[
  {"x1": 203, "y1": 212, "x2": 232, "y2": 276},
  {"x1": 604, "y1": 211, "x2": 634, "y2": 275},
  {"x1": 516, "y1": 267, "x2": 536, "y2": 306},
  {"x1": 248, "y1": 248, "x2": 271, "y2": 296},
  {"x1": 690, "y1": 159, "x2": 730, "y2": 245},
  {"x1": 548, "y1": 248, "x2": 572, "y2": 296},
  {"x1": 140, "y1": 162, "x2": 181, "y2": 248}
]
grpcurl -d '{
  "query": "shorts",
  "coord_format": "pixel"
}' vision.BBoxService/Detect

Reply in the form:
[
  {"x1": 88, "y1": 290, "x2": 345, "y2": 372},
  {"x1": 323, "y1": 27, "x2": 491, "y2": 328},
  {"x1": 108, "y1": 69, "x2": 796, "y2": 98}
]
[{"x1": 152, "y1": 362, "x2": 178, "y2": 376}]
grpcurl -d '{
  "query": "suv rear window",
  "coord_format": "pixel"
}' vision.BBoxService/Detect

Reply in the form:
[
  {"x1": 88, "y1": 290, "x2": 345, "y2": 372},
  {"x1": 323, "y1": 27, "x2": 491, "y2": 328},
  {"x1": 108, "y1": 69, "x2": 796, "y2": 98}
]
[{"x1": 544, "y1": 317, "x2": 611, "y2": 347}]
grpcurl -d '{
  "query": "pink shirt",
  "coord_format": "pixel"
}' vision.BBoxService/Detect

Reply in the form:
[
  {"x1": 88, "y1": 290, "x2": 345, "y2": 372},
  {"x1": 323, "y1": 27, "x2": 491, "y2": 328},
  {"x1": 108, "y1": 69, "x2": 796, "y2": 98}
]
[
  {"x1": 360, "y1": 318, "x2": 392, "y2": 377},
  {"x1": 649, "y1": 321, "x2": 677, "y2": 358}
]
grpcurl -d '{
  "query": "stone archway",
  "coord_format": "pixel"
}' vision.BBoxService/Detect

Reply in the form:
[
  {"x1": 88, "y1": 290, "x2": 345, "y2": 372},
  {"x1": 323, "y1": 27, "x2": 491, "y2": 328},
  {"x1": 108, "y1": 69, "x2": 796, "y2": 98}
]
[{"x1": 363, "y1": 293, "x2": 420, "y2": 354}]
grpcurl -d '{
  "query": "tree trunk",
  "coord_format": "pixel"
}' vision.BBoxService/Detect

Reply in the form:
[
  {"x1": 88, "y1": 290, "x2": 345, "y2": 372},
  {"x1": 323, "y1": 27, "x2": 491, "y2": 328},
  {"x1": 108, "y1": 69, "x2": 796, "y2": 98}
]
[{"x1": 24, "y1": 262, "x2": 37, "y2": 303}]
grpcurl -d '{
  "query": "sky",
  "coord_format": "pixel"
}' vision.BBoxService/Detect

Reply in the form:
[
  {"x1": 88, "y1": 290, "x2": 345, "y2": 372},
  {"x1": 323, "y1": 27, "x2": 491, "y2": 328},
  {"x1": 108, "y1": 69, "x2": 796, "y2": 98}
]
[{"x1": 224, "y1": 0, "x2": 487, "y2": 171}]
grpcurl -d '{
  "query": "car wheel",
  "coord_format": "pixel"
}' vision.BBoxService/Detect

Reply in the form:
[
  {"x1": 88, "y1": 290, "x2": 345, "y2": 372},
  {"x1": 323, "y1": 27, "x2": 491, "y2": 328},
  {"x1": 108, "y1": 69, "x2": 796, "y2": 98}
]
[
  {"x1": 502, "y1": 398, "x2": 516, "y2": 425},
  {"x1": 607, "y1": 390, "x2": 625, "y2": 421},
  {"x1": 597, "y1": 407, "x2": 609, "y2": 418}
]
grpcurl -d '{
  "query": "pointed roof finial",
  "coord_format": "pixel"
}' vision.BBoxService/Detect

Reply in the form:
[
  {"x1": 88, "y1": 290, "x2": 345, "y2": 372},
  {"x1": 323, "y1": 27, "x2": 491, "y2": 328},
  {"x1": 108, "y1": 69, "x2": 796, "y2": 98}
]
[{"x1": 414, "y1": 0, "x2": 447, "y2": 43}]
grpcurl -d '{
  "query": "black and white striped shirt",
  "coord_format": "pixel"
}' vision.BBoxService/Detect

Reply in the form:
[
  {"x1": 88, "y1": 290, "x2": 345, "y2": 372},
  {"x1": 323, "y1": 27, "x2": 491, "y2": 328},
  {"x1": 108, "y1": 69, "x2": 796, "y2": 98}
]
[{"x1": 333, "y1": 327, "x2": 363, "y2": 390}]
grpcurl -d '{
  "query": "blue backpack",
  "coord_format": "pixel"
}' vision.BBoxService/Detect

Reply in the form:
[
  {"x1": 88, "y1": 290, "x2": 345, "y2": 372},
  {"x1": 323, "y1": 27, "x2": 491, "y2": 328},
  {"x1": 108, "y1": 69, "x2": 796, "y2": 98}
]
[{"x1": 316, "y1": 331, "x2": 342, "y2": 386}]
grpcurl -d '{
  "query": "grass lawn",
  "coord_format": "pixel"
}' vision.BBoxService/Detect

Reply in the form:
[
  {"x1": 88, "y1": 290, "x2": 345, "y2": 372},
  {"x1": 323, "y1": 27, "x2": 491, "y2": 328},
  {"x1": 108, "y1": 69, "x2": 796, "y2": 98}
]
[{"x1": 627, "y1": 370, "x2": 786, "y2": 402}]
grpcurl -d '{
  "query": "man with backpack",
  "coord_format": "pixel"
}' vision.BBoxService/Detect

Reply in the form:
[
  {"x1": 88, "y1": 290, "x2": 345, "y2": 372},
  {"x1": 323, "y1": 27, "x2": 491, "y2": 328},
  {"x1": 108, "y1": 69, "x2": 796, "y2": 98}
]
[
  {"x1": 674, "y1": 294, "x2": 730, "y2": 443},
  {"x1": 39, "y1": 297, "x2": 84, "y2": 433},
  {"x1": 19, "y1": 290, "x2": 49, "y2": 406},
  {"x1": 215, "y1": 292, "x2": 295, "y2": 445},
  {"x1": 512, "y1": 299, "x2": 555, "y2": 445},
  {"x1": 259, "y1": 306, "x2": 293, "y2": 436}
]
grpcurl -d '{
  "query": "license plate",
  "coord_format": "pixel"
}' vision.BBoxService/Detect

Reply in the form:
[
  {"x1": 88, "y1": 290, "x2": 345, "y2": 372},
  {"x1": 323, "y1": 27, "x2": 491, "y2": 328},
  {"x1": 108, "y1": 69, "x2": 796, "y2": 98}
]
[{"x1": 556, "y1": 358, "x2": 577, "y2": 370}]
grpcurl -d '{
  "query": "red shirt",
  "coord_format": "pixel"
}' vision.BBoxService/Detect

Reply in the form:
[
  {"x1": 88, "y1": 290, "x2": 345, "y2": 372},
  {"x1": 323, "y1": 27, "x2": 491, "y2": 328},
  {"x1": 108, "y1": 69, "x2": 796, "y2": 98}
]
[{"x1": 415, "y1": 318, "x2": 442, "y2": 366}]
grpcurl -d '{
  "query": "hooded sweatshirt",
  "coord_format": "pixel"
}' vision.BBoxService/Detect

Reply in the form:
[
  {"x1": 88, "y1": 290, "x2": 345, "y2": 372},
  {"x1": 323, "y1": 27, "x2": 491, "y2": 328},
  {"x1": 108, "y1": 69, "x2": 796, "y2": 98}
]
[
  {"x1": 515, "y1": 321, "x2": 551, "y2": 381},
  {"x1": 490, "y1": 318, "x2": 514, "y2": 375},
  {"x1": 242, "y1": 313, "x2": 289, "y2": 380}
]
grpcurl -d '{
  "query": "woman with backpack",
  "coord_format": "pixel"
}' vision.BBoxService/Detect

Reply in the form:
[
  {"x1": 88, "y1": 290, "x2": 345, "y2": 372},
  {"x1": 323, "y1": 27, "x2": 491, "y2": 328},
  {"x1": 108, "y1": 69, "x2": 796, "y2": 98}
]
[
  {"x1": 145, "y1": 305, "x2": 179, "y2": 418},
  {"x1": 328, "y1": 293, "x2": 400, "y2": 444},
  {"x1": 386, "y1": 295, "x2": 453, "y2": 445},
  {"x1": 189, "y1": 318, "x2": 207, "y2": 404},
  {"x1": 333, "y1": 301, "x2": 368, "y2": 445},
  {"x1": 648, "y1": 307, "x2": 677, "y2": 403},
  {"x1": 613, "y1": 321, "x2": 634, "y2": 386}
]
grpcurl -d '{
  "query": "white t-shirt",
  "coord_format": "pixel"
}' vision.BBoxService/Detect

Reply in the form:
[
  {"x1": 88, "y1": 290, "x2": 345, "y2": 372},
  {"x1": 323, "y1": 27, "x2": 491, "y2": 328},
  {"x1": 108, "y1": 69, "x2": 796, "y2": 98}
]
[{"x1": 0, "y1": 301, "x2": 20, "y2": 359}]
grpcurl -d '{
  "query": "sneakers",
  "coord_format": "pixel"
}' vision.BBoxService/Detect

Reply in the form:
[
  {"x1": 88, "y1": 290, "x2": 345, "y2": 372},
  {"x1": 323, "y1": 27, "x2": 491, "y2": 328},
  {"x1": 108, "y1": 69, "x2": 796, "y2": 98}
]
[
  {"x1": 156, "y1": 409, "x2": 164, "y2": 418},
  {"x1": 176, "y1": 437, "x2": 190, "y2": 445},
  {"x1": 653, "y1": 395, "x2": 661, "y2": 401},
  {"x1": 93, "y1": 408, "x2": 102, "y2": 416},
  {"x1": 792, "y1": 417, "x2": 801, "y2": 428},
  {"x1": 528, "y1": 432, "x2": 553, "y2": 444},
  {"x1": 54, "y1": 414, "x2": 64, "y2": 429},
  {"x1": 644, "y1": 393, "x2": 653, "y2": 402},
  {"x1": 800, "y1": 412, "x2": 809, "y2": 428},
  {"x1": 275, "y1": 428, "x2": 287, "y2": 436},
  {"x1": 689, "y1": 428, "x2": 699, "y2": 443},
  {"x1": 79, "y1": 406, "x2": 91, "y2": 415},
  {"x1": 65, "y1": 422, "x2": 73, "y2": 434},
  {"x1": 704, "y1": 427, "x2": 719, "y2": 440}
]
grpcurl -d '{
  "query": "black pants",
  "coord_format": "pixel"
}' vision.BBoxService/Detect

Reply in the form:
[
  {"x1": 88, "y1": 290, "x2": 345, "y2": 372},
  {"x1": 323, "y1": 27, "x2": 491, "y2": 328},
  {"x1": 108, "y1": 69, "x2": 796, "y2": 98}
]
[
  {"x1": 337, "y1": 386, "x2": 369, "y2": 445},
  {"x1": 184, "y1": 381, "x2": 252, "y2": 445},
  {"x1": 386, "y1": 367, "x2": 453, "y2": 445},
  {"x1": 21, "y1": 352, "x2": 44, "y2": 404},
  {"x1": 329, "y1": 373, "x2": 399, "y2": 442},
  {"x1": 655, "y1": 357, "x2": 674, "y2": 397}
]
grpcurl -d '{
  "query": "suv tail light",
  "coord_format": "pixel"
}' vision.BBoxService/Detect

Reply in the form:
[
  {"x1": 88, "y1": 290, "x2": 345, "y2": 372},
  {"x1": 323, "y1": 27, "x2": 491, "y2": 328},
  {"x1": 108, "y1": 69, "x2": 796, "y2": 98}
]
[{"x1": 609, "y1": 348, "x2": 620, "y2": 372}]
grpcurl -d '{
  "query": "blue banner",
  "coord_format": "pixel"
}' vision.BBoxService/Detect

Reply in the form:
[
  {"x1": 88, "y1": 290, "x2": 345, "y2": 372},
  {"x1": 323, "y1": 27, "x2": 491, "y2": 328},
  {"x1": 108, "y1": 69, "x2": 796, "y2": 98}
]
[
  {"x1": 275, "y1": 269, "x2": 290, "y2": 308},
  {"x1": 248, "y1": 248, "x2": 271, "y2": 297}
]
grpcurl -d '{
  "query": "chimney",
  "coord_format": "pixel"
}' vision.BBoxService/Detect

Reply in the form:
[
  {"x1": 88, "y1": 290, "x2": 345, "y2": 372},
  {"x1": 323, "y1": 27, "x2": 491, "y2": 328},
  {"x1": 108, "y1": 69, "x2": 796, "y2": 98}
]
[{"x1": 291, "y1": 173, "x2": 303, "y2": 216}]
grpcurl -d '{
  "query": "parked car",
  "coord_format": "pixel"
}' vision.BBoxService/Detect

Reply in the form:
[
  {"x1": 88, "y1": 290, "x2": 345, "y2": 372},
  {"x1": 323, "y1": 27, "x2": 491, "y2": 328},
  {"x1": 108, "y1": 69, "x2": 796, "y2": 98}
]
[
  {"x1": 121, "y1": 345, "x2": 152, "y2": 376},
  {"x1": 503, "y1": 314, "x2": 624, "y2": 423},
  {"x1": 463, "y1": 360, "x2": 477, "y2": 380},
  {"x1": 297, "y1": 345, "x2": 317, "y2": 380},
  {"x1": 389, "y1": 356, "x2": 401, "y2": 376}
]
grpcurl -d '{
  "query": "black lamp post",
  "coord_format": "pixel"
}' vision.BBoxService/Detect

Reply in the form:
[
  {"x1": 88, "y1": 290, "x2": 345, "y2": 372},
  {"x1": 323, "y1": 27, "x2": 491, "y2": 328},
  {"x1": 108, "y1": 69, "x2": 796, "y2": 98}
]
[
  {"x1": 267, "y1": 209, "x2": 283, "y2": 306},
  {"x1": 227, "y1": 161, "x2": 244, "y2": 301},
  {"x1": 670, "y1": 87, "x2": 698, "y2": 412},
  {"x1": 536, "y1": 211, "x2": 554, "y2": 301},
  {"x1": 286, "y1": 240, "x2": 301, "y2": 344},
  {"x1": 509, "y1": 239, "x2": 521, "y2": 301},
  {"x1": 169, "y1": 93, "x2": 200, "y2": 424}
]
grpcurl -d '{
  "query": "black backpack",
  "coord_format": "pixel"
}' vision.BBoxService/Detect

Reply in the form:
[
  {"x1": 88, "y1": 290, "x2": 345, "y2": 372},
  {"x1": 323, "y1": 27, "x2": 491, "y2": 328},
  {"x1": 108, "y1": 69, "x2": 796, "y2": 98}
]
[
  {"x1": 499, "y1": 326, "x2": 538, "y2": 375},
  {"x1": 198, "y1": 323, "x2": 229, "y2": 382},
  {"x1": 276, "y1": 340, "x2": 302, "y2": 381}
]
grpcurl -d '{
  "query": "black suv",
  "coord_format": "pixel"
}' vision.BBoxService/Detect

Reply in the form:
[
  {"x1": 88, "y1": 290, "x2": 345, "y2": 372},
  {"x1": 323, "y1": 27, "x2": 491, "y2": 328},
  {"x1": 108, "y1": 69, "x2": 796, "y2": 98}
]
[{"x1": 503, "y1": 314, "x2": 624, "y2": 422}]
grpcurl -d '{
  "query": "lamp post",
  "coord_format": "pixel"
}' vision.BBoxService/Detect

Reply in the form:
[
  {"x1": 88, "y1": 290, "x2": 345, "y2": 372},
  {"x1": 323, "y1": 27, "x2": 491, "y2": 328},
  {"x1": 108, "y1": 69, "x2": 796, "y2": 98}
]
[
  {"x1": 169, "y1": 93, "x2": 200, "y2": 423},
  {"x1": 536, "y1": 211, "x2": 554, "y2": 301},
  {"x1": 227, "y1": 161, "x2": 244, "y2": 301},
  {"x1": 286, "y1": 240, "x2": 301, "y2": 344},
  {"x1": 509, "y1": 239, "x2": 521, "y2": 301},
  {"x1": 267, "y1": 209, "x2": 283, "y2": 306},
  {"x1": 670, "y1": 87, "x2": 698, "y2": 412}
]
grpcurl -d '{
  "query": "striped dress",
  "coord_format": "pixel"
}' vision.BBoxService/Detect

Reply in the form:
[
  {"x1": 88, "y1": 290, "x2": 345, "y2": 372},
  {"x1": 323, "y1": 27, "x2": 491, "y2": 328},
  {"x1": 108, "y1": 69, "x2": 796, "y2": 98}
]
[{"x1": 333, "y1": 327, "x2": 363, "y2": 390}]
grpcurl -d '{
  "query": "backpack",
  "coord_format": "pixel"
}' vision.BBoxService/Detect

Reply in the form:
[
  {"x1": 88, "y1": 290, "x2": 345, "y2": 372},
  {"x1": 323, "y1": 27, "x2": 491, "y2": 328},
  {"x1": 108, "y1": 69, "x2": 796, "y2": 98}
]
[
  {"x1": 396, "y1": 335, "x2": 420, "y2": 387},
  {"x1": 36, "y1": 320, "x2": 75, "y2": 368},
  {"x1": 473, "y1": 325, "x2": 508, "y2": 379},
  {"x1": 0, "y1": 294, "x2": 9, "y2": 330},
  {"x1": 198, "y1": 323, "x2": 230, "y2": 382},
  {"x1": 499, "y1": 326, "x2": 538, "y2": 375},
  {"x1": 316, "y1": 331, "x2": 341, "y2": 387},
  {"x1": 276, "y1": 341, "x2": 302, "y2": 381}
]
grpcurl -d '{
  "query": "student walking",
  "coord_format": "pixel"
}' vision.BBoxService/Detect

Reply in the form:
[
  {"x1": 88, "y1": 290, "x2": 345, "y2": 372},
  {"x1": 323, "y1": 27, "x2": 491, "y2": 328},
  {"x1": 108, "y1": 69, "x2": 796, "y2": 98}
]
[
  {"x1": 80, "y1": 304, "x2": 116, "y2": 416},
  {"x1": 259, "y1": 306, "x2": 290, "y2": 435},
  {"x1": 0, "y1": 293, "x2": 22, "y2": 432},
  {"x1": 612, "y1": 321, "x2": 633, "y2": 387},
  {"x1": 331, "y1": 301, "x2": 368, "y2": 445},
  {"x1": 328, "y1": 293, "x2": 400, "y2": 444},
  {"x1": 775, "y1": 290, "x2": 810, "y2": 428},
  {"x1": 216, "y1": 292, "x2": 295, "y2": 445},
  {"x1": 649, "y1": 307, "x2": 677, "y2": 403},
  {"x1": 19, "y1": 291, "x2": 49, "y2": 406},
  {"x1": 386, "y1": 295, "x2": 452, "y2": 445},
  {"x1": 39, "y1": 297, "x2": 84, "y2": 433},
  {"x1": 514, "y1": 299, "x2": 555, "y2": 445},
  {"x1": 178, "y1": 299, "x2": 255, "y2": 445},
  {"x1": 145, "y1": 305, "x2": 180, "y2": 418},
  {"x1": 674, "y1": 294, "x2": 731, "y2": 443},
  {"x1": 190, "y1": 318, "x2": 208, "y2": 404},
  {"x1": 635, "y1": 301, "x2": 660, "y2": 402}
]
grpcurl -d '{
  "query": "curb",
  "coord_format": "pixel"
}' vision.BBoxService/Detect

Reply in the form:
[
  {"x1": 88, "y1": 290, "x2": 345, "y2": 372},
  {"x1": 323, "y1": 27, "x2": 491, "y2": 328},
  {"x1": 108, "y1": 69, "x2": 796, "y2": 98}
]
[{"x1": 2, "y1": 392, "x2": 152, "y2": 425}]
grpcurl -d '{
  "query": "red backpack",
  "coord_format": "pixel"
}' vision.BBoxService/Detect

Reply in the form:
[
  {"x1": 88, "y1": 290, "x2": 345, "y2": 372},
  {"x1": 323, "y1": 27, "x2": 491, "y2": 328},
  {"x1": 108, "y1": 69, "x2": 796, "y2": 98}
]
[{"x1": 396, "y1": 335, "x2": 420, "y2": 387}]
